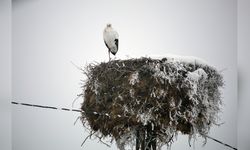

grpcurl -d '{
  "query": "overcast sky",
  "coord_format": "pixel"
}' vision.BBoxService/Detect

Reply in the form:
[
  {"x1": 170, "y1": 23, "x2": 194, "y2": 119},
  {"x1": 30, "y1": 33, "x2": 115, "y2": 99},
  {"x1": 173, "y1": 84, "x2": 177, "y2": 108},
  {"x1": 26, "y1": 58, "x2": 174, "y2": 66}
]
[
  {"x1": 12, "y1": 0, "x2": 237, "y2": 150},
  {"x1": 237, "y1": 0, "x2": 250, "y2": 150},
  {"x1": 0, "y1": 0, "x2": 11, "y2": 150}
]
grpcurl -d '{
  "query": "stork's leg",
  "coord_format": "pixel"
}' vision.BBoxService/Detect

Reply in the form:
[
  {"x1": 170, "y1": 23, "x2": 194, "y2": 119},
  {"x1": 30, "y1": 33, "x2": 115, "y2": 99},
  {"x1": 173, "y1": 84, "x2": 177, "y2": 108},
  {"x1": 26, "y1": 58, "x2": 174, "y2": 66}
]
[{"x1": 108, "y1": 50, "x2": 111, "y2": 61}]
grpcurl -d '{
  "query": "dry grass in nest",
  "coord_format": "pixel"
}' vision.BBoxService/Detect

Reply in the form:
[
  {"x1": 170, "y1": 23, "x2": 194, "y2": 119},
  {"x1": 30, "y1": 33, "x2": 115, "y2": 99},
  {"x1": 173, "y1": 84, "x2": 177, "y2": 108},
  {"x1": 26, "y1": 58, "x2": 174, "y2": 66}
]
[{"x1": 80, "y1": 57, "x2": 223, "y2": 149}]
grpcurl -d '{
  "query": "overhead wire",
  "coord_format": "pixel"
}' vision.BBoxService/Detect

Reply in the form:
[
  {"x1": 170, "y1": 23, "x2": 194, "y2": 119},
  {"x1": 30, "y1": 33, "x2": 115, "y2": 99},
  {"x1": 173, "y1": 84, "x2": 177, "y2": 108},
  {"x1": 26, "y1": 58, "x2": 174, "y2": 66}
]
[{"x1": 11, "y1": 101, "x2": 237, "y2": 150}]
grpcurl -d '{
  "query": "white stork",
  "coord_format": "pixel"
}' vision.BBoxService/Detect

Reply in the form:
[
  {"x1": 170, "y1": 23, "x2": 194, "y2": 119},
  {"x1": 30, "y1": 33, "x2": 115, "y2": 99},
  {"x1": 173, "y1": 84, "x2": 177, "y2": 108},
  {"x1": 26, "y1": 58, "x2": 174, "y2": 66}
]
[{"x1": 103, "y1": 24, "x2": 119, "y2": 61}]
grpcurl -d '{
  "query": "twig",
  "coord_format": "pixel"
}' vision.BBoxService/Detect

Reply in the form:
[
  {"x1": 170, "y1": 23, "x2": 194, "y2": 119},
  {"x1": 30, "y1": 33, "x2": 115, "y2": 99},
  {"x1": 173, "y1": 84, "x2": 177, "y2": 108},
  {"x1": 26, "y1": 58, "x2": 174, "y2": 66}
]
[
  {"x1": 81, "y1": 131, "x2": 96, "y2": 146},
  {"x1": 96, "y1": 134, "x2": 111, "y2": 147},
  {"x1": 70, "y1": 61, "x2": 85, "y2": 72},
  {"x1": 74, "y1": 116, "x2": 81, "y2": 125},
  {"x1": 72, "y1": 93, "x2": 83, "y2": 107},
  {"x1": 98, "y1": 139, "x2": 111, "y2": 147}
]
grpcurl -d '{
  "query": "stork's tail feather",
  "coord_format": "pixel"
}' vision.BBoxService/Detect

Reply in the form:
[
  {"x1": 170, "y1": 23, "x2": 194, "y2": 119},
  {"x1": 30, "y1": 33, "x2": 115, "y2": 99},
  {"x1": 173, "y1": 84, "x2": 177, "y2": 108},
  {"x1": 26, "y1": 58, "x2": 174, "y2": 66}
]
[{"x1": 111, "y1": 51, "x2": 117, "y2": 55}]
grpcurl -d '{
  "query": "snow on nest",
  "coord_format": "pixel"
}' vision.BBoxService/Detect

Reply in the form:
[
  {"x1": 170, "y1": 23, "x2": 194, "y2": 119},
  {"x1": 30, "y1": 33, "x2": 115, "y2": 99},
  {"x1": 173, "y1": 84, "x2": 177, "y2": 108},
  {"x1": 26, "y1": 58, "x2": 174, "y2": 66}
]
[
  {"x1": 115, "y1": 53, "x2": 212, "y2": 68},
  {"x1": 129, "y1": 71, "x2": 139, "y2": 85},
  {"x1": 186, "y1": 68, "x2": 208, "y2": 83}
]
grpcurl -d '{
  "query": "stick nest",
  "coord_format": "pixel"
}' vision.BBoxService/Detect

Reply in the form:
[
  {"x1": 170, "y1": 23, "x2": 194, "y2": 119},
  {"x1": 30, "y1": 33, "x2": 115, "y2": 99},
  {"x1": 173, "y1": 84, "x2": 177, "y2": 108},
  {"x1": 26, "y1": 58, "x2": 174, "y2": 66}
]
[{"x1": 80, "y1": 57, "x2": 223, "y2": 149}]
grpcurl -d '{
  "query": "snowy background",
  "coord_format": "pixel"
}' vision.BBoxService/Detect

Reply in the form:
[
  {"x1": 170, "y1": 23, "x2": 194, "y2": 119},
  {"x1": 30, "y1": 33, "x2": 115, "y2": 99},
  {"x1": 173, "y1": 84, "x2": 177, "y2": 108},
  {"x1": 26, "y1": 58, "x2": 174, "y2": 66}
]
[{"x1": 12, "y1": 0, "x2": 237, "y2": 150}]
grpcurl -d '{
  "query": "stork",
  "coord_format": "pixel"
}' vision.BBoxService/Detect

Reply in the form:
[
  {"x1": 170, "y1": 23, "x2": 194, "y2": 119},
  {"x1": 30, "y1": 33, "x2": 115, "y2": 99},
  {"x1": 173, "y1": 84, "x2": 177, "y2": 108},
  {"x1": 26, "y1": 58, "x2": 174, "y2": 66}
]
[{"x1": 103, "y1": 24, "x2": 119, "y2": 61}]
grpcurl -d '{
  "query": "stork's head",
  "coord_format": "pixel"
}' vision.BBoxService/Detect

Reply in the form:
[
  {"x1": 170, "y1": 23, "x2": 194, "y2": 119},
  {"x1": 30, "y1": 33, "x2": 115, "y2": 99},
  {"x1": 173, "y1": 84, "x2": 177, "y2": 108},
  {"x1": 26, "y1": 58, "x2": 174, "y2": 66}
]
[{"x1": 107, "y1": 24, "x2": 112, "y2": 28}]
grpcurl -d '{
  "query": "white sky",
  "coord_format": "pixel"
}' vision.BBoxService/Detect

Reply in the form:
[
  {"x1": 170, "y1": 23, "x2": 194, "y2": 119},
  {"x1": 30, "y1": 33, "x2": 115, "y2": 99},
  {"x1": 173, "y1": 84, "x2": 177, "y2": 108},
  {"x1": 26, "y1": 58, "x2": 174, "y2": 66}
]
[
  {"x1": 12, "y1": 0, "x2": 237, "y2": 150},
  {"x1": 237, "y1": 0, "x2": 250, "y2": 150}
]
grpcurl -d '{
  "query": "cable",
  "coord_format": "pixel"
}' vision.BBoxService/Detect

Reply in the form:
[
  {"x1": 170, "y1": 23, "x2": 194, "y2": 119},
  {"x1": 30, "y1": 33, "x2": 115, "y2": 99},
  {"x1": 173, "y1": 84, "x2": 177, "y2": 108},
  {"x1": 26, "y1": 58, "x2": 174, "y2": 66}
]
[
  {"x1": 204, "y1": 135, "x2": 237, "y2": 150},
  {"x1": 12, "y1": 101, "x2": 82, "y2": 112},
  {"x1": 11, "y1": 101, "x2": 237, "y2": 150}
]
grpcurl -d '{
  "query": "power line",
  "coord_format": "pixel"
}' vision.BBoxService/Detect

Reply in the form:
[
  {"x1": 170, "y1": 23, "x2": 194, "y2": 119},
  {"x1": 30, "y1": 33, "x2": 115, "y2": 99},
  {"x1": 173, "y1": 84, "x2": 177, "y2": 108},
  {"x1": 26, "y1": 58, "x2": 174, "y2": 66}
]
[
  {"x1": 12, "y1": 101, "x2": 82, "y2": 113},
  {"x1": 11, "y1": 101, "x2": 237, "y2": 150},
  {"x1": 205, "y1": 135, "x2": 237, "y2": 150}
]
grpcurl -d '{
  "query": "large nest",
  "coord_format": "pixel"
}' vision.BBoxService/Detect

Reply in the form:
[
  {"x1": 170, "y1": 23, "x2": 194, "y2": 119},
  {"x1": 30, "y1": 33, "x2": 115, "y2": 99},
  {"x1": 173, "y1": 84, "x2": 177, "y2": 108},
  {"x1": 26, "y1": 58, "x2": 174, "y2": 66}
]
[{"x1": 81, "y1": 57, "x2": 223, "y2": 149}]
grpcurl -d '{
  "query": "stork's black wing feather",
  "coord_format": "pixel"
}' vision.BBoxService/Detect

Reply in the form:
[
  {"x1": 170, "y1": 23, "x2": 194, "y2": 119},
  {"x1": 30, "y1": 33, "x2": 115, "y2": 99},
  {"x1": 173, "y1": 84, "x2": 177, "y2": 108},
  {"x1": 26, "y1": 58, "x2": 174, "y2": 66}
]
[{"x1": 115, "y1": 39, "x2": 118, "y2": 50}]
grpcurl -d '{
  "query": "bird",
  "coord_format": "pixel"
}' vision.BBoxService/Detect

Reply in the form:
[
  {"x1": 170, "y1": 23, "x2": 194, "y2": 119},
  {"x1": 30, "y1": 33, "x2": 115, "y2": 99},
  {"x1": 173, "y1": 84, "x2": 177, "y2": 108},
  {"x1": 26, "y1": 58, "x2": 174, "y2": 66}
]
[{"x1": 103, "y1": 24, "x2": 119, "y2": 61}]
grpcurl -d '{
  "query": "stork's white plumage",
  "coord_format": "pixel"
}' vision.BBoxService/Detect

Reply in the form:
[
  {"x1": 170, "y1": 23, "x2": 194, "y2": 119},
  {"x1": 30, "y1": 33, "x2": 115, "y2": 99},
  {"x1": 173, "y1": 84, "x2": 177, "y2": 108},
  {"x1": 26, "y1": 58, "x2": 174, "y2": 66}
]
[{"x1": 103, "y1": 24, "x2": 119, "y2": 61}]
